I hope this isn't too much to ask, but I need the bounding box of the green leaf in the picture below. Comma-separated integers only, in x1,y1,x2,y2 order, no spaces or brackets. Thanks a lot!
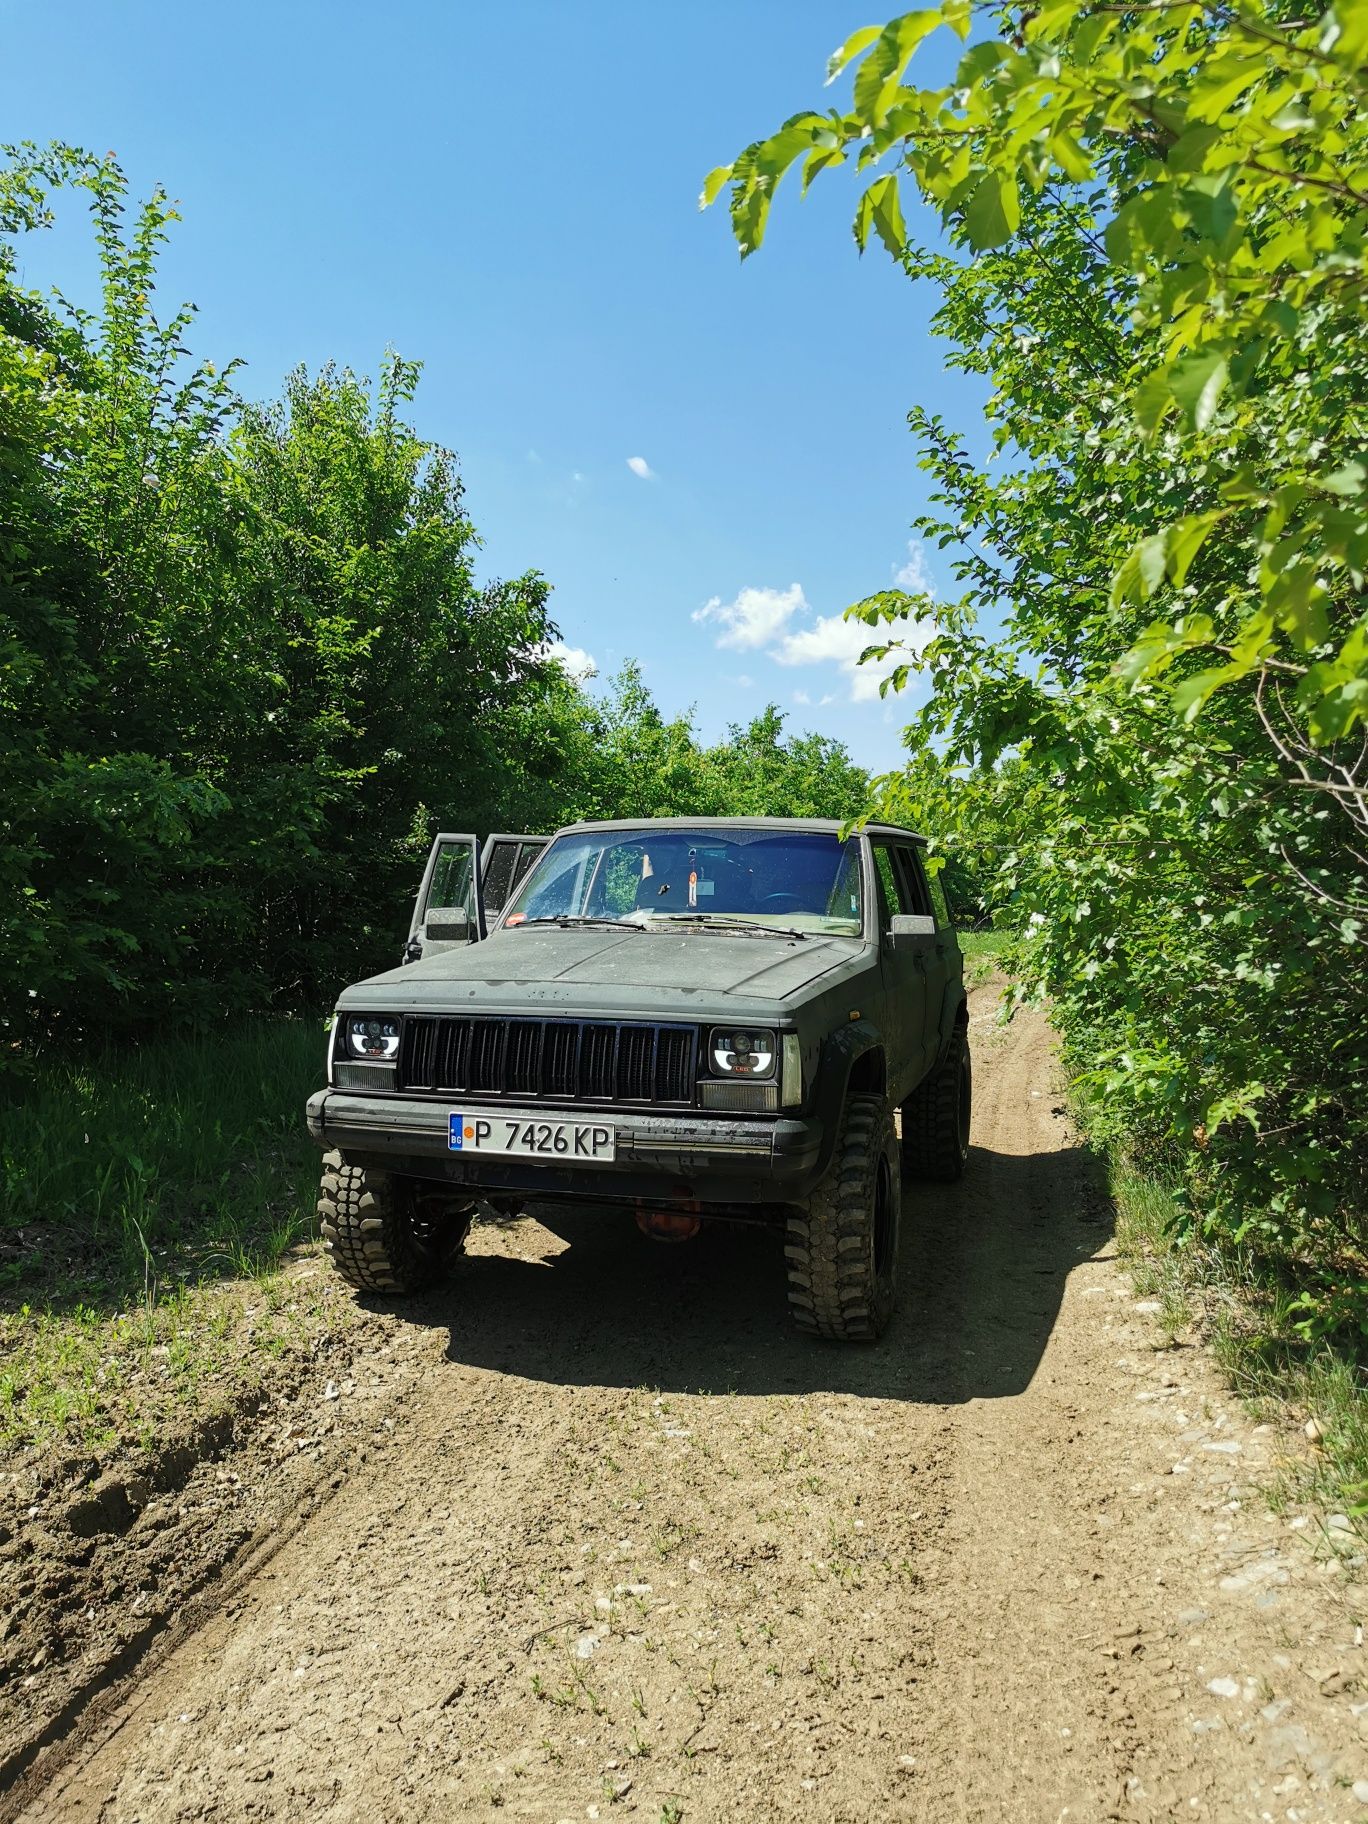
801,145,846,194
956,39,1008,86
865,173,907,256
960,169,1018,248
1165,510,1227,586
1169,352,1229,432
699,165,732,210
853,11,944,123
1173,662,1243,722
1327,0,1368,67
1320,460,1365,498
1110,531,1174,611
1165,124,1224,173
826,22,883,83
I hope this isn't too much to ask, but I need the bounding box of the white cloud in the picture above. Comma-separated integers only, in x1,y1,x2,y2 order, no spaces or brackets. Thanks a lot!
771,612,919,702
894,540,935,592
539,640,598,681
694,575,933,703
626,455,655,480
692,583,806,652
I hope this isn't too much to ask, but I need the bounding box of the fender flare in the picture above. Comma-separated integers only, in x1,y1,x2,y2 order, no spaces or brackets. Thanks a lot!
809,1019,887,1182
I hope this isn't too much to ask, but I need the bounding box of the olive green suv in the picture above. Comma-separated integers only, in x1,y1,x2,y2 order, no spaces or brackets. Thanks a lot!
307,818,970,1341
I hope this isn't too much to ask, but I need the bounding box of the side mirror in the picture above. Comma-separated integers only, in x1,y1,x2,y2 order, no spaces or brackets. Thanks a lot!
424,906,472,944
888,913,936,948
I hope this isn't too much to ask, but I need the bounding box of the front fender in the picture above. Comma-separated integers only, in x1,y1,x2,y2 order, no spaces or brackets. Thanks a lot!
807,1018,887,1183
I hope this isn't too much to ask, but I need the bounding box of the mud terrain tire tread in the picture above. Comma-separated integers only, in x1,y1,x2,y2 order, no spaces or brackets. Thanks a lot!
317,1153,467,1294
901,1028,971,1183
785,1093,900,1343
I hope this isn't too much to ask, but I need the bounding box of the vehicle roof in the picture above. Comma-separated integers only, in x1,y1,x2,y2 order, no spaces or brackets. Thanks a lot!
555,816,927,845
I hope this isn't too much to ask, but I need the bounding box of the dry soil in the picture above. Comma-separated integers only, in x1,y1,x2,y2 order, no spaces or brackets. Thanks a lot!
6,988,1367,1823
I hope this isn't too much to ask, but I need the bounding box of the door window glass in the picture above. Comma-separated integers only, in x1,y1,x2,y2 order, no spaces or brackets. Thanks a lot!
482,841,518,915
427,842,475,916
871,845,906,927
925,866,952,929
894,846,933,917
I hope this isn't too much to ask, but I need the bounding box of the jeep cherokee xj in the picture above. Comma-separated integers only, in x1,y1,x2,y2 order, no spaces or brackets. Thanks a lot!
306,817,971,1342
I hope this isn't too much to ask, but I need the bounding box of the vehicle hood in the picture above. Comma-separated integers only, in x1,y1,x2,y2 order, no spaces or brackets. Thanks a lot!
339,925,870,1021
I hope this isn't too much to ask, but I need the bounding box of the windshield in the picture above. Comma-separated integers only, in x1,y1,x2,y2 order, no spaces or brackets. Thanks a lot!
500,827,864,936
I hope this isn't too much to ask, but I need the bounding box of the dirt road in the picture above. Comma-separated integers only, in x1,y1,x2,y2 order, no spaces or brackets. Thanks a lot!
12,991,1368,1822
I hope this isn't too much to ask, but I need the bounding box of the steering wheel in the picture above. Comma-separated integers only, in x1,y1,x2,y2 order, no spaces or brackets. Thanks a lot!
756,892,809,913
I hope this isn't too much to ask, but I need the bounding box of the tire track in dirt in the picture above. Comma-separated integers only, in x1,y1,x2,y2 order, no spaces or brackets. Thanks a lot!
15,989,1368,1823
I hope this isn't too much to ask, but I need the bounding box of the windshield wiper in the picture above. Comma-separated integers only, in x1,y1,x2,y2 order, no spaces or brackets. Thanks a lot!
650,914,808,942
514,916,643,932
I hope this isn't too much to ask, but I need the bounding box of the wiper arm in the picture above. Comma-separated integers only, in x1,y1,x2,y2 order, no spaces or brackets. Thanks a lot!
651,914,808,942
514,915,643,932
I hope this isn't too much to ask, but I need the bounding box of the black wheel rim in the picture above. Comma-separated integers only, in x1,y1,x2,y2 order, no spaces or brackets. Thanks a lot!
872,1154,895,1282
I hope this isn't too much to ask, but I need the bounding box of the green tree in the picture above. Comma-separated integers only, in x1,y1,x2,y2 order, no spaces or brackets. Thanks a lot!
0,144,558,1042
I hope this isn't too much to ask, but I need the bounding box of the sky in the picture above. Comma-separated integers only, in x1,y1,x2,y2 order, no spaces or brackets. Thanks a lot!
0,0,989,775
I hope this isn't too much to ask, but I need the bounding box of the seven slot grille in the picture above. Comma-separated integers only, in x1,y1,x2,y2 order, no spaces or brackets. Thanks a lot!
397,1016,697,1105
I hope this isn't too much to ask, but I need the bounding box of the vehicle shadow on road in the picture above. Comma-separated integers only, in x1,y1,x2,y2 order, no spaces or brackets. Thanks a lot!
392,1130,1113,1403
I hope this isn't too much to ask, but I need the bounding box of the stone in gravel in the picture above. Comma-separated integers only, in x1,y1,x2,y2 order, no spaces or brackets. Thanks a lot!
1207,1677,1240,1699
573,1634,599,1660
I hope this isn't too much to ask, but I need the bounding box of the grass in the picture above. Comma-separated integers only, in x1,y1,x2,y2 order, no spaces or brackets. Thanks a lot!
957,928,1005,960
1111,1160,1368,1527
0,1019,328,1459
1,1019,323,1302
958,928,1008,984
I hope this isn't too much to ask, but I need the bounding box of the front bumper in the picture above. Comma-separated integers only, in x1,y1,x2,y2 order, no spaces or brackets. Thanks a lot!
305,1090,824,1205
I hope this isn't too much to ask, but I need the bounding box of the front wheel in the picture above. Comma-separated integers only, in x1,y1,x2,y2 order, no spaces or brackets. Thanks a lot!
785,1093,900,1342
317,1153,471,1294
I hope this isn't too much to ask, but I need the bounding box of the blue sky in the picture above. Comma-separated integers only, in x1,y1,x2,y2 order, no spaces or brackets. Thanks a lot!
1,0,987,774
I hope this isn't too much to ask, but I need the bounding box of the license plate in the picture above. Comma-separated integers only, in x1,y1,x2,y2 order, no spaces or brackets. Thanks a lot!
448,1113,616,1161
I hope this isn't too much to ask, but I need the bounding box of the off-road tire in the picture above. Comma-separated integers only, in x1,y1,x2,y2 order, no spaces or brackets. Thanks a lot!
317,1152,470,1294
901,1027,972,1183
785,1093,900,1342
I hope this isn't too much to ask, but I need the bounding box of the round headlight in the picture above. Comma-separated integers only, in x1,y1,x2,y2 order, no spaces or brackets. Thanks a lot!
347,1016,401,1061
710,1027,775,1077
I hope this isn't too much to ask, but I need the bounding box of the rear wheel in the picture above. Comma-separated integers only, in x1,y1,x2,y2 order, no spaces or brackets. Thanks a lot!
317,1152,471,1293
901,1028,972,1183
785,1093,900,1342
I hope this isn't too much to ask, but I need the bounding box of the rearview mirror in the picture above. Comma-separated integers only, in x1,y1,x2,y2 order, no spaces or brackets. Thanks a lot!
888,913,936,947
425,906,472,944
